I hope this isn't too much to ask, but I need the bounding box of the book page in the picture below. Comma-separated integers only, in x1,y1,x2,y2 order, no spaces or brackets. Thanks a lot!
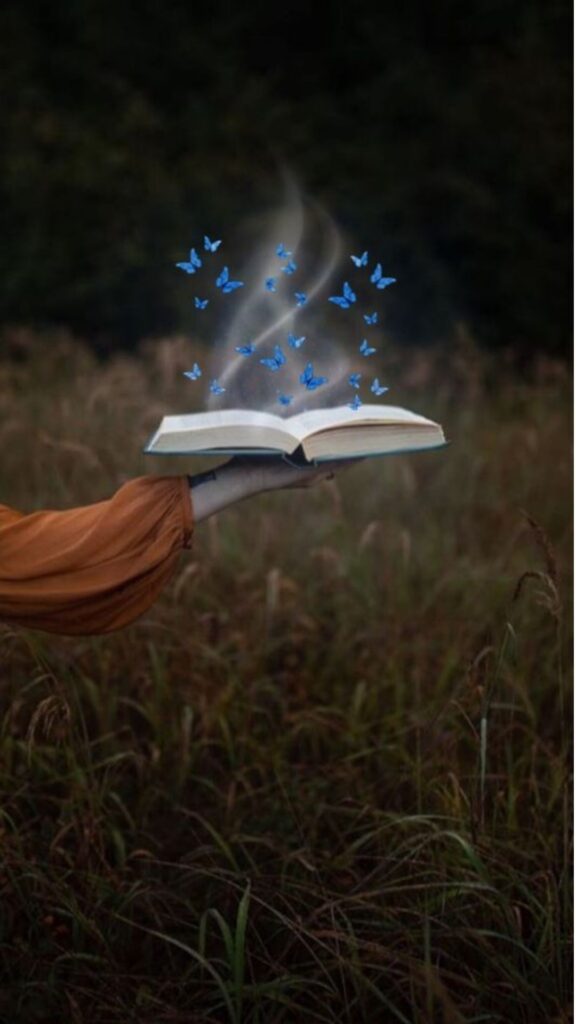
157,408,287,434
155,407,295,444
287,404,438,441
146,408,300,455
302,423,446,460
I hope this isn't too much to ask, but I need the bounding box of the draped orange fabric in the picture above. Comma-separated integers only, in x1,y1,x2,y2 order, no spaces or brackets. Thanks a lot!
0,475,194,636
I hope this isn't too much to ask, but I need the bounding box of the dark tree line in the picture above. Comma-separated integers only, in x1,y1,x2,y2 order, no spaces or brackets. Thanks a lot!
0,0,571,356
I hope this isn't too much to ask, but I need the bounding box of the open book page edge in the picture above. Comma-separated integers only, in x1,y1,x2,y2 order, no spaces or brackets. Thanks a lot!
301,421,446,460
155,408,297,433
152,405,438,435
306,439,449,461
143,440,450,459
143,405,443,454
287,404,440,440
143,409,299,456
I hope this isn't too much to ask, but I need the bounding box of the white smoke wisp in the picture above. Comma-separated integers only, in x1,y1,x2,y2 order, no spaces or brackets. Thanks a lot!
207,182,351,416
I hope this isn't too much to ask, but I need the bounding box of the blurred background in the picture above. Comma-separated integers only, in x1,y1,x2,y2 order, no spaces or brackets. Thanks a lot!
0,0,571,357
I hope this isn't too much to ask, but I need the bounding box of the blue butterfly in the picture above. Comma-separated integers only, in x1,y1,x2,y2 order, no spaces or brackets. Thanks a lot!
300,362,328,390
295,292,307,307
370,264,396,290
265,277,277,292
288,333,306,349
176,248,202,274
371,377,389,396
276,243,292,258
204,236,222,252
351,251,368,267
329,281,356,309
359,339,377,357
183,363,202,381
209,379,226,395
235,343,255,356
260,345,286,372
277,392,293,406
194,297,209,310
348,373,362,389
281,259,297,275
349,394,363,411
216,266,244,293
363,312,378,325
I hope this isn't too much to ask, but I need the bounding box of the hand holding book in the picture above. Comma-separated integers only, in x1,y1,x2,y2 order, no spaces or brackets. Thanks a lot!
188,453,362,523
226,453,360,490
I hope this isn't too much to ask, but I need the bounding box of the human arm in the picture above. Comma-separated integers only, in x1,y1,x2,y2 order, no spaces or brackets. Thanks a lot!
188,455,358,524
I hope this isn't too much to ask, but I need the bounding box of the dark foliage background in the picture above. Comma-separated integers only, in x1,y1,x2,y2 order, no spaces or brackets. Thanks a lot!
0,0,571,355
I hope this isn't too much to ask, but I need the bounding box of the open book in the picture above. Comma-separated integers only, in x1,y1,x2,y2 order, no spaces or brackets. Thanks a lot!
144,405,446,462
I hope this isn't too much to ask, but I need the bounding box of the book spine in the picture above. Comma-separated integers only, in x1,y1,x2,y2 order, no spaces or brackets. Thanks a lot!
281,450,319,468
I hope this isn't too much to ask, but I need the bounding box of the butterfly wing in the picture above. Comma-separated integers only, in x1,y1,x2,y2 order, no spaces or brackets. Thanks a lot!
360,339,377,356
235,344,254,355
260,347,284,370
183,363,202,381
288,334,305,348
329,295,349,308
307,373,328,390
343,282,357,304
370,263,382,285
299,363,327,389
376,276,396,290
215,266,229,288
176,247,202,273
223,279,244,293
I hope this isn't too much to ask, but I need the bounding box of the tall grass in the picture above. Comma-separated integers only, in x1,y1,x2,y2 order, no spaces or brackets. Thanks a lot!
0,328,572,1023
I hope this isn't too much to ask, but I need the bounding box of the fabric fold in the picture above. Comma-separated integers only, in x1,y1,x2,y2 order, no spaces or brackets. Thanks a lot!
0,475,193,635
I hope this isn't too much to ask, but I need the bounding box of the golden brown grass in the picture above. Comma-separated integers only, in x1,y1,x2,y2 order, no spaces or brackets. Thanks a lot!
0,327,571,1023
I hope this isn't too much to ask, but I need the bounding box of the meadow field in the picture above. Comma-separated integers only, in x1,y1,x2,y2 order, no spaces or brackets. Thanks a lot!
0,329,572,1023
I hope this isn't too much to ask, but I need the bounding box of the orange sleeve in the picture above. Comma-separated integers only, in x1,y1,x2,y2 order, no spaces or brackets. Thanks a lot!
0,475,194,636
